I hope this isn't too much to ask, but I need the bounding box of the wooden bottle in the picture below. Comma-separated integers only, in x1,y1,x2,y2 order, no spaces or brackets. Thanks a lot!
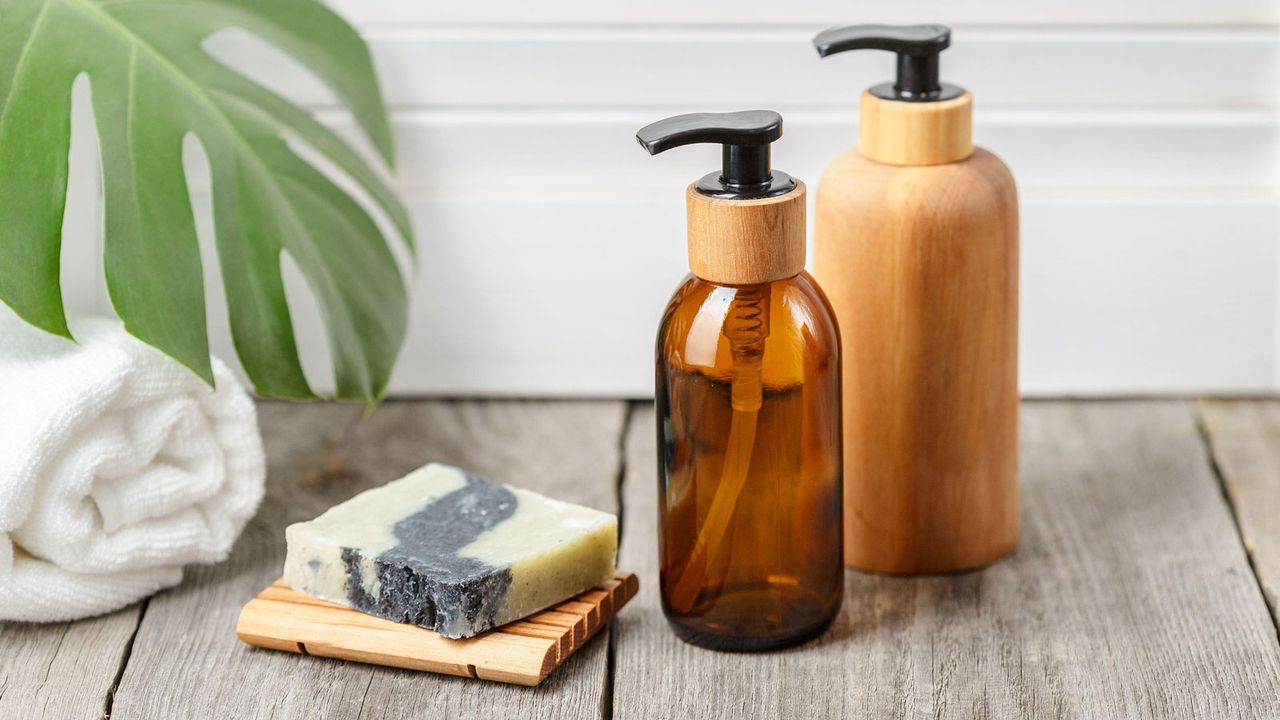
812,25,1019,573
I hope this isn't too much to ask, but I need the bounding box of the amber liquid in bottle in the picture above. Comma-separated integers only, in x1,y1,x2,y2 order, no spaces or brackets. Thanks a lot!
656,271,843,651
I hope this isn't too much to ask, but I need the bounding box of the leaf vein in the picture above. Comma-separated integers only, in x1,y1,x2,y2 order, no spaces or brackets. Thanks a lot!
0,0,56,137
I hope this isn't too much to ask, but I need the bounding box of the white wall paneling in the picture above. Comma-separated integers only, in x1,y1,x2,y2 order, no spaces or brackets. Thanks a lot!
183,194,1275,397
59,10,1280,396
212,28,1280,111
322,111,1275,193
326,1,1279,28
394,196,1280,397
178,188,1276,397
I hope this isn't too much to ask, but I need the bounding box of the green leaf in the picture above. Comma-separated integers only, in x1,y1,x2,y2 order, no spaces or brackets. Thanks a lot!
0,0,412,399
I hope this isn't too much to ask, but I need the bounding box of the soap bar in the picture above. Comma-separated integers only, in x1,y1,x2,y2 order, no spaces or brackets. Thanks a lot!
283,463,617,639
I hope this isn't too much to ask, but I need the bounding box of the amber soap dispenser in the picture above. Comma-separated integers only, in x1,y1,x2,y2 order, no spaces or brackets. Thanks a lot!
637,110,843,651
812,25,1020,574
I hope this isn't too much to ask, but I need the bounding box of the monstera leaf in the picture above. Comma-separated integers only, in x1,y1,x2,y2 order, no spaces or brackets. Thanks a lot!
0,0,412,401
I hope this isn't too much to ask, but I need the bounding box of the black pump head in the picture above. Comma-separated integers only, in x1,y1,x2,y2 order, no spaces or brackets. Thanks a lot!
813,24,962,102
636,110,795,200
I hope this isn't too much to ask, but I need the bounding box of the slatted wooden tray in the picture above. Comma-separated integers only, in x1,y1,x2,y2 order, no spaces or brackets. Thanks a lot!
236,571,638,686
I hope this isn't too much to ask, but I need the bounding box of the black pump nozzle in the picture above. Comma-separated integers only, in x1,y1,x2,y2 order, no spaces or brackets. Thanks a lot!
636,110,795,200
813,24,962,102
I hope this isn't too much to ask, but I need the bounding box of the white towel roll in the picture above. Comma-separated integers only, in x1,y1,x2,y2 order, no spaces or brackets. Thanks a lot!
0,311,265,621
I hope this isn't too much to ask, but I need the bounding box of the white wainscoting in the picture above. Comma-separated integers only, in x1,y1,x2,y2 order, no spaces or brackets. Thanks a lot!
58,3,1280,396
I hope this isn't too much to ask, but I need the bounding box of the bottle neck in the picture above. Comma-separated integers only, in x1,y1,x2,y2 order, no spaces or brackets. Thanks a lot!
685,181,807,286
858,88,973,166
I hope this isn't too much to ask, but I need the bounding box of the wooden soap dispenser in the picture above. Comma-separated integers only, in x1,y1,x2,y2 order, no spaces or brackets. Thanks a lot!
811,25,1020,573
637,111,844,651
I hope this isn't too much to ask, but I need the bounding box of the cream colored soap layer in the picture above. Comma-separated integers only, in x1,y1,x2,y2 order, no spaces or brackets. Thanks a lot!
464,486,618,627
283,463,617,638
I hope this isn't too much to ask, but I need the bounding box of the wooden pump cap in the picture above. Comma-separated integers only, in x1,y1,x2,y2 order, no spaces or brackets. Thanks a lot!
686,180,806,285
859,90,973,166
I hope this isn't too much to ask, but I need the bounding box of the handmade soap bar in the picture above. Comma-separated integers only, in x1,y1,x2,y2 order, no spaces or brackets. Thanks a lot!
283,463,617,638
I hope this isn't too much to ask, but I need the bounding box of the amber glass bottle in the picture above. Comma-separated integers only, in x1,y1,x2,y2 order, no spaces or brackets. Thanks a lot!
656,273,843,650
638,109,843,651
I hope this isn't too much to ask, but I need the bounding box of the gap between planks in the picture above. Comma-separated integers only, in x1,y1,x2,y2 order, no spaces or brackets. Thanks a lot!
1195,399,1280,645
1195,408,1278,635
100,598,149,720
602,401,639,720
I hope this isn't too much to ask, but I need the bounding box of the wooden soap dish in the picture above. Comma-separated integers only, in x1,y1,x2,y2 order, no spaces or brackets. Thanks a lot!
236,571,638,686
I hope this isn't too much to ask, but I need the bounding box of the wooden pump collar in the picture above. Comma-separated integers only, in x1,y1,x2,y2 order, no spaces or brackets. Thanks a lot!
686,180,807,286
858,90,974,166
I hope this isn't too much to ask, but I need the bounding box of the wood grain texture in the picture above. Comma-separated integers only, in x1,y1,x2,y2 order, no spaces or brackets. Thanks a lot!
686,181,806,285
814,145,1019,573
237,573,638,686
614,401,1280,719
858,91,974,166
1198,399,1280,625
108,400,627,719
0,605,142,720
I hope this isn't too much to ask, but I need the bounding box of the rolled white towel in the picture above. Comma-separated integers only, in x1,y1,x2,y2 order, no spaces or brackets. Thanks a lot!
0,311,265,622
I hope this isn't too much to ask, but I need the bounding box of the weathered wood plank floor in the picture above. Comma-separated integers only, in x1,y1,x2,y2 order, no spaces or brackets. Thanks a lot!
1,399,1278,719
